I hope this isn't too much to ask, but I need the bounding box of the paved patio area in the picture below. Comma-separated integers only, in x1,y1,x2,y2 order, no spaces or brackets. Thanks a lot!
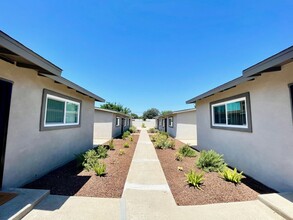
21,129,284,219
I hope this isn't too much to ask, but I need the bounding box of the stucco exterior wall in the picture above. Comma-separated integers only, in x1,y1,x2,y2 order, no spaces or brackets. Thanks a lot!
175,111,197,140
196,62,293,192
112,114,130,138
94,111,113,139
132,119,156,128
0,60,95,188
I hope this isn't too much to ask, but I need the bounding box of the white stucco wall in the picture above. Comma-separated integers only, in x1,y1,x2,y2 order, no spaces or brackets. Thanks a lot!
112,114,130,138
196,62,293,192
175,111,197,140
132,119,156,128
94,110,113,139
0,60,95,188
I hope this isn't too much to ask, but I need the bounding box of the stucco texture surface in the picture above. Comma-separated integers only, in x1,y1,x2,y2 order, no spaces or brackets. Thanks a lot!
196,62,293,192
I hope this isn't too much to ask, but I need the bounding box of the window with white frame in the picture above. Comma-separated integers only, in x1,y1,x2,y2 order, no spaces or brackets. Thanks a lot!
162,119,165,127
124,118,127,127
116,117,120,126
168,117,173,127
210,93,252,132
41,89,81,130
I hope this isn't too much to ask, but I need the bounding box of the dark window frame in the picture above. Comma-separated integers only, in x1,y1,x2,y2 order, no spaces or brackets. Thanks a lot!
209,92,252,132
40,89,82,131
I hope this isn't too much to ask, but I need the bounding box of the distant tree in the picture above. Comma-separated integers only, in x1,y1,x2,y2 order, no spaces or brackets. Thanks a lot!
100,102,131,114
161,110,172,116
131,113,139,119
142,108,160,120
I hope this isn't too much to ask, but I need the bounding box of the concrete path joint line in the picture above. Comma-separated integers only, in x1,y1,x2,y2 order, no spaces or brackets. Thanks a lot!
124,183,170,192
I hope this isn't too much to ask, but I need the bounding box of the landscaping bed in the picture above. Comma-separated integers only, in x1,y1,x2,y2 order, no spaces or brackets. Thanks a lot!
24,134,139,198
153,135,276,206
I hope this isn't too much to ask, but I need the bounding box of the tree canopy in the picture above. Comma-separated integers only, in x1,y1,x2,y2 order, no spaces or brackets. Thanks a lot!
142,108,160,120
161,110,173,116
100,102,131,115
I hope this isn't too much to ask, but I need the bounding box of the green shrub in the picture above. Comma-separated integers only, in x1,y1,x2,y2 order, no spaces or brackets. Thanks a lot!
220,168,244,184
175,152,183,161
75,153,85,168
109,139,115,150
129,126,137,133
122,131,131,139
142,123,146,128
178,145,196,157
159,131,169,138
153,133,174,149
124,142,130,148
164,139,175,149
148,128,158,133
119,149,125,155
196,150,227,172
130,136,133,142
82,149,99,171
96,146,108,159
93,161,107,176
185,170,204,190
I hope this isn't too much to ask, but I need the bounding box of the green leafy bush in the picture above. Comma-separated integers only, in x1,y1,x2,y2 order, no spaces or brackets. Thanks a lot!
119,149,125,155
96,146,108,159
122,131,131,139
178,145,196,157
196,150,227,172
148,128,159,133
75,153,85,168
175,152,183,161
108,139,115,150
185,170,204,190
220,168,244,184
129,126,137,133
124,142,130,148
152,133,174,149
159,131,169,138
142,123,146,128
130,136,133,142
93,161,107,176
82,149,99,171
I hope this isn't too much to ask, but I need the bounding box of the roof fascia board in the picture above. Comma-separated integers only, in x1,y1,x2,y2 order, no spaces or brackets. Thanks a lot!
40,73,105,102
243,46,293,77
0,31,62,76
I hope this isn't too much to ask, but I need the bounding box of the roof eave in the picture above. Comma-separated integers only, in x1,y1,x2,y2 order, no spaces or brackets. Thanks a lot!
0,31,62,76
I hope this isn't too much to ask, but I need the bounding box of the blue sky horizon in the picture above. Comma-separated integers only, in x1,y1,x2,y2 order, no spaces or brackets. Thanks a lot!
1,1,293,115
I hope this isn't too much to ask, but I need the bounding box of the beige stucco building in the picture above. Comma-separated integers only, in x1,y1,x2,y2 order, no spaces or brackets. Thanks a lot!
94,108,131,140
0,31,104,189
156,109,197,143
187,46,293,192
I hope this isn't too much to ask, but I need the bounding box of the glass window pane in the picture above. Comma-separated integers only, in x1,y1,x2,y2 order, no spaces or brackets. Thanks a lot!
66,102,78,123
214,105,226,124
227,100,246,125
46,98,65,124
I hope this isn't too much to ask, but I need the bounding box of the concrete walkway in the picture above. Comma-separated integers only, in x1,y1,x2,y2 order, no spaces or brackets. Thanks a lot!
23,129,284,220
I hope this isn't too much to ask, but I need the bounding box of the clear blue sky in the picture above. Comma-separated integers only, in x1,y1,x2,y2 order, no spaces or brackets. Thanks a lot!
1,1,293,115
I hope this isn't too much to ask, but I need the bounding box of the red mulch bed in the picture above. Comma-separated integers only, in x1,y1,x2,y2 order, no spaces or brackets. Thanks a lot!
24,135,139,198
155,138,276,206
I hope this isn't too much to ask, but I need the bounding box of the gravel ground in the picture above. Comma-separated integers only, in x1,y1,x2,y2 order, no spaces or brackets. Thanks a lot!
24,134,139,198
155,138,276,206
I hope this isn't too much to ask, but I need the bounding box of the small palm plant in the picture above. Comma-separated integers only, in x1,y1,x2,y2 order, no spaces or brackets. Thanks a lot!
185,170,204,190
